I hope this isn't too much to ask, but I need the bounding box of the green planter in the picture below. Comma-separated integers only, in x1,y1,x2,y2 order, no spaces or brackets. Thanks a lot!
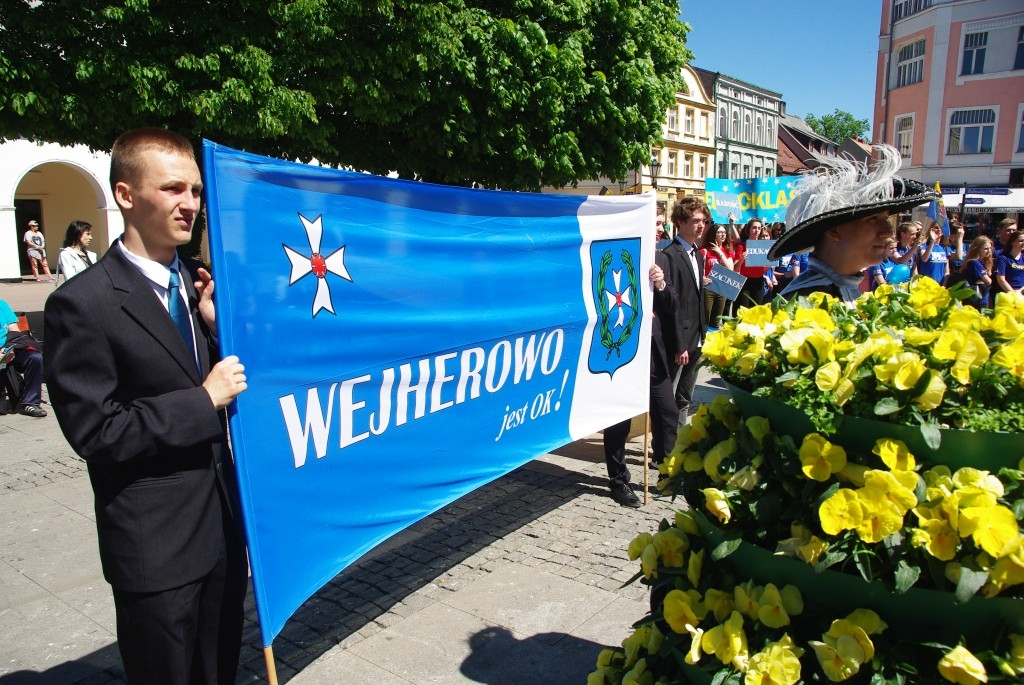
694,511,1024,642
725,382,1022,471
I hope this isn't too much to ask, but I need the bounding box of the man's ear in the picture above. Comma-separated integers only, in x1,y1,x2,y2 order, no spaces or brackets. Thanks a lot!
113,181,133,211
824,226,843,243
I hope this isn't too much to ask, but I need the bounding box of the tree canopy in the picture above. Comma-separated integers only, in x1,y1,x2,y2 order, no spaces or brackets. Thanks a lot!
803,109,869,145
0,0,690,190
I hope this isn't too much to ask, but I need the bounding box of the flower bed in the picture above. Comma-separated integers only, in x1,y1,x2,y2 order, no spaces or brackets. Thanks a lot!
591,282,1024,685
590,398,1023,684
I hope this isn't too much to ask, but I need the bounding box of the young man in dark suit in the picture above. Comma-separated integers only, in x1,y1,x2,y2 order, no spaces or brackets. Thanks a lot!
661,196,710,427
45,128,249,684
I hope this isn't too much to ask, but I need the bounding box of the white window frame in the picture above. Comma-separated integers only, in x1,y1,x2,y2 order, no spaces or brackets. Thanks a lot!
684,108,694,134
731,111,740,139
684,153,693,178
894,38,925,88
961,32,987,76
667,151,677,177
698,155,706,178
700,112,710,138
947,107,996,156
667,107,679,132
895,114,914,158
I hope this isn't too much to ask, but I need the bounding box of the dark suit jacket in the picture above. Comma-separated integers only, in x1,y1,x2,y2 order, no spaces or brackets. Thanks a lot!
44,245,237,593
650,251,677,380
660,238,707,358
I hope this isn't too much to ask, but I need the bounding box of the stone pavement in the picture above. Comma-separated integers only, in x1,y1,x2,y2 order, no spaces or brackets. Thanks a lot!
0,278,727,684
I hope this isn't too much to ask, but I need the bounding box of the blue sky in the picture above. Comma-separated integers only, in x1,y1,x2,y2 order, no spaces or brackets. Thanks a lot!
677,0,879,132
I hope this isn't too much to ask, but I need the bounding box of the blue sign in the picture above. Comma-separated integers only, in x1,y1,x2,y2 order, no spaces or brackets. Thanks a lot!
202,142,654,646
706,263,745,301
704,177,804,224
742,240,779,267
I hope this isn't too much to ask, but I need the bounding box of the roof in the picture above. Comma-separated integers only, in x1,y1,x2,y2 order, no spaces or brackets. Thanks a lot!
779,113,836,146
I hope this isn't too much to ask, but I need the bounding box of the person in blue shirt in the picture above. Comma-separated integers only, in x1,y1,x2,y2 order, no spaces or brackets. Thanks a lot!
994,229,1024,297
0,299,46,417
914,220,963,285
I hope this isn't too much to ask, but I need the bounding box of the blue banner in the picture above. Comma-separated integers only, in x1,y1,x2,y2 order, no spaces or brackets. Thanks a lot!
704,177,803,224
706,263,745,301
742,240,779,268
202,142,654,646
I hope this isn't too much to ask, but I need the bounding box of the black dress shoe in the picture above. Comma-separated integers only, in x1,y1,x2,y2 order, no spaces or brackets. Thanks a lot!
610,483,641,508
18,404,47,418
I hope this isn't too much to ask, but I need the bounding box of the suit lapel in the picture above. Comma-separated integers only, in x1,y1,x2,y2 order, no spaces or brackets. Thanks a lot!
105,248,203,383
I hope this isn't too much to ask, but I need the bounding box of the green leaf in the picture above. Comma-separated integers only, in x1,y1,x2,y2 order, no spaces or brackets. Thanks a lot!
954,567,988,604
711,538,742,561
893,560,920,594
874,397,901,416
919,422,942,450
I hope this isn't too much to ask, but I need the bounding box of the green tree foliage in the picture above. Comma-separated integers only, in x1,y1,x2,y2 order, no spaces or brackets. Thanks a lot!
803,108,870,145
0,0,690,190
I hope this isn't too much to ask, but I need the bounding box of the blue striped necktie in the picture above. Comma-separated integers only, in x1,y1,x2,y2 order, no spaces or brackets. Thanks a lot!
168,269,197,369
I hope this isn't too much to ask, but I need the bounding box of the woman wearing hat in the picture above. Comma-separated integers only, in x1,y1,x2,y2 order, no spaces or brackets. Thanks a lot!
23,220,55,282
768,145,937,304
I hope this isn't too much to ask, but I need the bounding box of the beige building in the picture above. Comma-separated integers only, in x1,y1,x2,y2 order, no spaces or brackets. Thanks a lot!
648,65,717,215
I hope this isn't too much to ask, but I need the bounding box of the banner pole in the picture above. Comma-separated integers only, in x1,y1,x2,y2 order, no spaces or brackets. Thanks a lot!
264,645,279,685
643,413,651,505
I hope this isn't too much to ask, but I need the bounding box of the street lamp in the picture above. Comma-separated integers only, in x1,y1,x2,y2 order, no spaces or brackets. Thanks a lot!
618,179,627,194
650,156,662,190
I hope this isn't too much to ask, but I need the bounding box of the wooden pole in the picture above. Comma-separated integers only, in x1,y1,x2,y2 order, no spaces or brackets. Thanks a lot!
264,646,279,685
643,412,651,505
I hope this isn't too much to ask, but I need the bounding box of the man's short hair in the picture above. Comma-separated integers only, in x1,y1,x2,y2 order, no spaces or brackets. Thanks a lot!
670,196,709,226
997,218,1017,232
109,128,195,194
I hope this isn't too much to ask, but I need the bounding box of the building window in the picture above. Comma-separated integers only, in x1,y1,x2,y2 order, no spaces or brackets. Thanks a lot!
699,156,706,178
895,116,914,157
684,154,693,178
668,151,677,176
766,121,774,145
1017,110,1024,153
684,108,694,134
730,162,739,178
719,108,727,137
895,39,925,88
700,112,709,138
732,111,740,139
719,159,728,177
893,0,932,22
1015,27,1024,70
756,116,763,146
947,109,995,155
667,107,679,132
743,164,751,178
744,113,751,142
961,32,987,75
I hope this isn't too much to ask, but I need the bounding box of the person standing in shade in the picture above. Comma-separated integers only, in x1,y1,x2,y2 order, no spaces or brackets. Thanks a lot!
770,145,937,303
23,219,55,282
57,220,98,283
662,196,709,426
44,128,249,684
699,222,735,330
0,298,46,417
994,229,1024,297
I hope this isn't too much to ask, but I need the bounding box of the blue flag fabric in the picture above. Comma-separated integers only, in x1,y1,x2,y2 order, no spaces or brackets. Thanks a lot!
704,177,803,224
202,142,654,646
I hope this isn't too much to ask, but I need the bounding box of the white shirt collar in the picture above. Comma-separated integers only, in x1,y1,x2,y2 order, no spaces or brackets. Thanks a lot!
117,240,181,291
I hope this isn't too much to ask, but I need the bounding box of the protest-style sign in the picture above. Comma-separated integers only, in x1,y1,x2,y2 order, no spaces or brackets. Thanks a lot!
743,239,780,268
202,142,654,648
706,263,746,301
704,177,803,224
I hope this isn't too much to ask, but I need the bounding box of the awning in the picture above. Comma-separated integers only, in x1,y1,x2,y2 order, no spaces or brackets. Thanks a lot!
939,187,1024,214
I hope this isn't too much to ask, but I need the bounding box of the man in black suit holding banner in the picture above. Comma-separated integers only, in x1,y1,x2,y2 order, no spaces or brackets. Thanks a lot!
661,196,710,427
45,128,249,683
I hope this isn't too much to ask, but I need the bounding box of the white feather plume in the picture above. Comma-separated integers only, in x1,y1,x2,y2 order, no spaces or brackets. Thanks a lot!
785,144,903,228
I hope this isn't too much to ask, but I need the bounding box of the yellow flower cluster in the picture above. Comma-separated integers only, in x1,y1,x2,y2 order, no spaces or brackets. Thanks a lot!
704,282,1024,430
914,466,1024,597
818,437,919,544
808,611,886,681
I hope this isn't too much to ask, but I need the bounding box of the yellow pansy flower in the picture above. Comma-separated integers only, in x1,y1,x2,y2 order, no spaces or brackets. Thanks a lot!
794,307,837,331
640,542,659,579
621,625,649,666
807,291,838,309
991,335,1024,383
831,377,856,406
685,624,705,665
984,542,1024,597
819,488,864,536
960,505,1019,557
815,360,842,391
911,516,960,561
953,468,1005,498
704,438,737,482
620,657,649,685
863,469,917,515
908,276,952,318
844,609,887,636
746,416,771,447
853,491,905,544
687,548,704,587
663,589,701,634
937,645,988,685
893,356,929,391
1004,633,1024,675
993,290,1024,321
653,529,688,567
709,394,740,429
744,634,803,685
658,451,683,478
628,533,653,561
703,329,742,368
915,370,947,410
737,340,767,375
799,434,847,482
682,450,704,473
825,618,875,662
756,583,791,629
933,329,990,385
903,326,942,346
703,488,732,524
704,588,735,623
946,307,986,332
727,465,760,491
837,462,869,486
701,611,749,671
986,312,1024,339
874,351,921,385
810,636,866,682
779,328,816,365
872,438,916,471
737,303,774,327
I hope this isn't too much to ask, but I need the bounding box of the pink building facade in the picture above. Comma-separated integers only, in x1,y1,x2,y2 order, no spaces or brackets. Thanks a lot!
874,0,1024,211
